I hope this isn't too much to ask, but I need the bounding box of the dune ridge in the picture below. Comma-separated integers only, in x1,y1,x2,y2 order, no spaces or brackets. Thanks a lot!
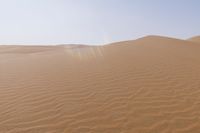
1,35,200,133
188,36,200,43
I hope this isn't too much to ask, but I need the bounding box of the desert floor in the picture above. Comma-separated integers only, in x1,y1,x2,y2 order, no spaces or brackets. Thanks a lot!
1,36,200,133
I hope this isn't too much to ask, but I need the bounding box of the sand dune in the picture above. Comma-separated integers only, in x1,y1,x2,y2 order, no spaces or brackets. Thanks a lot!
1,35,200,133
188,36,200,43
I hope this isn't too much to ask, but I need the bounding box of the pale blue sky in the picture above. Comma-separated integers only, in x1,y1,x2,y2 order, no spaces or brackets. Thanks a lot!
0,0,199,45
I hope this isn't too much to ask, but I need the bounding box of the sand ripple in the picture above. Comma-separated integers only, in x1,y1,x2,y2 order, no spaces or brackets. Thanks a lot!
1,36,200,133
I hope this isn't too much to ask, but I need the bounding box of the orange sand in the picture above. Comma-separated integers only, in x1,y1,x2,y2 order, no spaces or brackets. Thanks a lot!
1,36,200,133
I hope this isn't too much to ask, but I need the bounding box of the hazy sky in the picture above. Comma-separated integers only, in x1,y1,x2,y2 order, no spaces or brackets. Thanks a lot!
0,0,199,45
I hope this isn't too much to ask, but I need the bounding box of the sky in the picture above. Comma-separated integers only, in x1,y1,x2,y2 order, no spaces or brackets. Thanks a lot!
0,0,199,45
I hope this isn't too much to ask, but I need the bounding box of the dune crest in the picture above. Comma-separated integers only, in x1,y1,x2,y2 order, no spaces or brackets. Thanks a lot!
1,36,200,133
188,36,200,43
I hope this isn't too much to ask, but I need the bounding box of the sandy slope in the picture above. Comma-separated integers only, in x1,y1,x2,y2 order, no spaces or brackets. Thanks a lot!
1,36,200,133
188,36,200,43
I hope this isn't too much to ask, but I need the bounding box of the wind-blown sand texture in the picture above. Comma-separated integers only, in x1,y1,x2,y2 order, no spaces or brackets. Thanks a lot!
1,35,200,133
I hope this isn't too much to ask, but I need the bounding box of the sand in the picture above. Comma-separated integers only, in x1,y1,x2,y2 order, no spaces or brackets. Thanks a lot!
188,36,200,43
1,35,200,133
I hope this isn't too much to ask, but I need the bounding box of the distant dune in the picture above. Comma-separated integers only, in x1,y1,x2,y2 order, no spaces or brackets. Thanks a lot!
188,36,200,43
1,35,200,133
